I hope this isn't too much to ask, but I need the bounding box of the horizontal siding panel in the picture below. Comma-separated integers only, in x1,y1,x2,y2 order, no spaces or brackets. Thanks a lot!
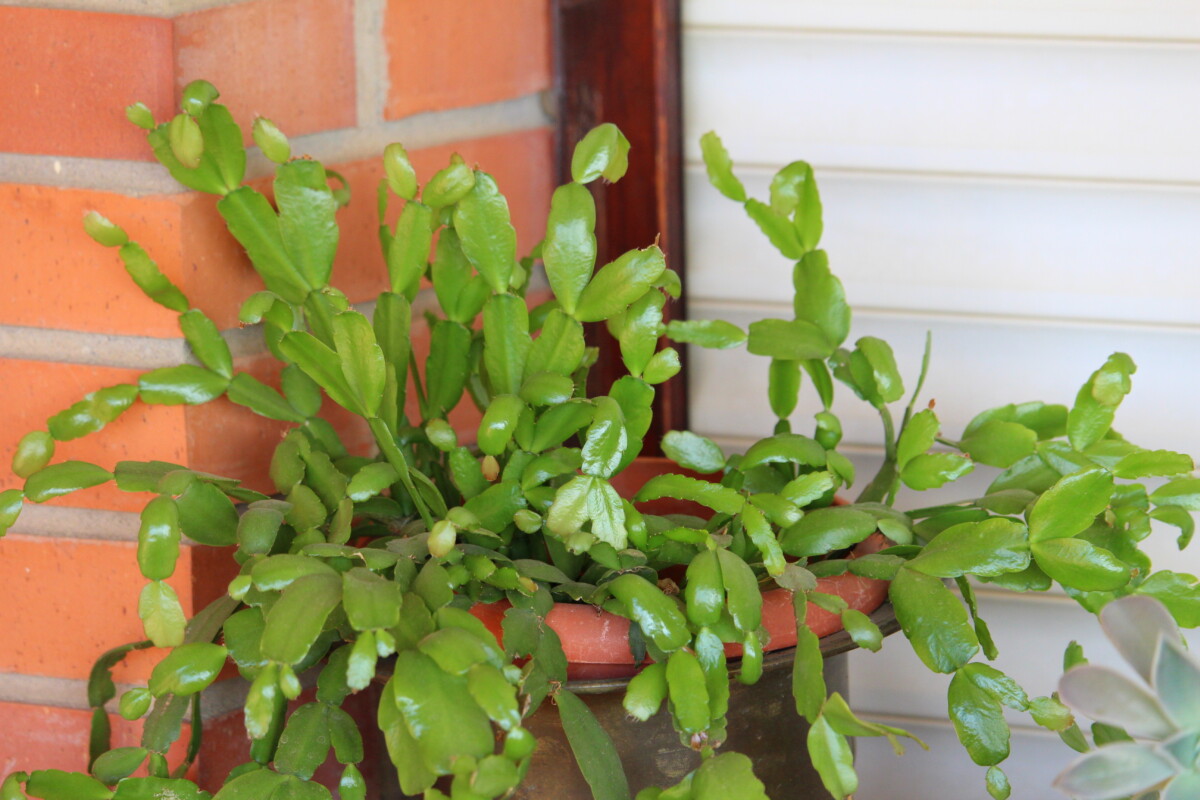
684,0,1200,42
686,167,1200,326
683,31,1200,184
687,304,1200,456
853,717,1066,799
847,591,1127,724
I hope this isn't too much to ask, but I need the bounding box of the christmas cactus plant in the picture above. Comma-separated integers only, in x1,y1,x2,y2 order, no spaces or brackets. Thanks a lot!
2,81,1199,800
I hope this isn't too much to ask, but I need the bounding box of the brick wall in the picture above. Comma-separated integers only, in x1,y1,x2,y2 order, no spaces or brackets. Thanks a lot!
0,0,553,783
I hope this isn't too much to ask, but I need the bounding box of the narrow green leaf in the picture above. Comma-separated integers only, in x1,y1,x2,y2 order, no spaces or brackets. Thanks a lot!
454,171,515,293
425,321,473,417
792,250,846,346
635,474,744,515
383,142,418,199
746,319,833,360
527,308,586,378
227,373,307,422
24,461,112,503
557,689,632,800
332,311,386,418
275,160,338,290
949,669,1010,766
217,187,309,303
139,581,186,648
260,572,342,664
279,331,363,416
543,182,597,314
807,716,857,799
138,365,228,405
483,293,532,396
148,642,227,697
665,318,746,350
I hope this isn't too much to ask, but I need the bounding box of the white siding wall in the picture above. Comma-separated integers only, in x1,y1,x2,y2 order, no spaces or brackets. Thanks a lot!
681,3,1200,797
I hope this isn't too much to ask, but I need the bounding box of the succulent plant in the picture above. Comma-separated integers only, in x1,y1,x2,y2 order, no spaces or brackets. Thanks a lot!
1056,595,1200,800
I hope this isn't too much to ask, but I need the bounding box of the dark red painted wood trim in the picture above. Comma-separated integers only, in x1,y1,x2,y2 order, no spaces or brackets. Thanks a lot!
552,0,688,450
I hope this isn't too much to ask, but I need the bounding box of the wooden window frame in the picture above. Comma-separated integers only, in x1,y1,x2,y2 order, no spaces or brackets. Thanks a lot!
552,0,688,448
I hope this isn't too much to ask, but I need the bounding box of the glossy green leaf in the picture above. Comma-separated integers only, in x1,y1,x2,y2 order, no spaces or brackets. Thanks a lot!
273,703,332,780
571,123,631,184
1151,478,1200,511
178,310,232,380
137,496,180,581
519,372,575,407
623,662,668,722
423,153,476,207
455,171,515,293
901,452,973,491
252,116,290,163
808,716,857,799
745,198,803,258
175,480,238,545
483,293,532,396
1033,538,1131,592
1114,449,1194,478
666,649,711,734
528,308,586,378
47,384,138,441
0,489,22,537
635,474,744,515
330,311,386,418
383,142,417,199
607,573,689,652
792,251,847,346
741,433,826,471
890,568,979,673
619,291,666,376
907,518,1030,578
543,182,597,314
896,408,939,471
425,321,473,417
855,337,904,404
82,210,128,248
1028,467,1113,542
390,649,494,773
949,669,1010,766
766,358,802,419
227,373,307,422
581,397,627,478
476,394,525,457
959,420,1038,469
168,112,203,169
139,580,185,648
586,479,626,548
642,347,680,384
780,507,877,558
217,187,310,303
275,160,338,291
386,200,433,299
665,319,746,350
575,246,666,323
118,242,189,311
148,642,226,697
24,771,113,800
24,461,112,503
698,130,745,201
747,318,833,360
280,331,362,415
138,365,228,405
12,431,54,478
717,548,763,632
91,747,148,784
260,572,342,664
343,567,402,631
661,430,725,474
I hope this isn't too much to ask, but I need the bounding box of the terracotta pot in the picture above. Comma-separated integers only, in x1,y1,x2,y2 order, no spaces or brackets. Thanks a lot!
384,457,899,799
470,457,892,679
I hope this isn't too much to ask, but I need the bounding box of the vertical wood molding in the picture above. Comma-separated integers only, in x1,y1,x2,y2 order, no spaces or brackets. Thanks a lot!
553,0,688,448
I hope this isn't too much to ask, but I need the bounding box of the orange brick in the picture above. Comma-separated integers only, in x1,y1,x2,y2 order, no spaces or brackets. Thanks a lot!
0,184,188,337
175,0,356,141
0,536,201,682
384,0,551,120
0,359,188,513
0,702,191,777
0,8,174,160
